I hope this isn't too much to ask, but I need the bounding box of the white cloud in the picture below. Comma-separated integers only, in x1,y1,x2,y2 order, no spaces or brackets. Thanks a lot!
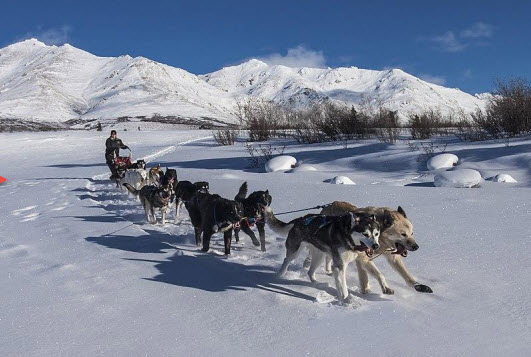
256,45,327,68
424,22,494,53
429,31,467,52
419,74,446,85
461,22,493,38
16,26,71,45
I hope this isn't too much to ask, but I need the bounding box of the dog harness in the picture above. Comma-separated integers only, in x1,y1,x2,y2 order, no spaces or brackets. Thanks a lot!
302,215,331,229
213,205,240,230
304,215,370,254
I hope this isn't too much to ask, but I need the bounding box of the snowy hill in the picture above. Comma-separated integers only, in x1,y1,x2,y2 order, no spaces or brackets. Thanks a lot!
0,40,487,126
0,39,237,124
202,59,486,118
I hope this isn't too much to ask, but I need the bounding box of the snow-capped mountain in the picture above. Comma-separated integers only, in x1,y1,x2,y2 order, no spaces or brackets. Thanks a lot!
0,39,237,124
0,39,487,126
202,59,486,117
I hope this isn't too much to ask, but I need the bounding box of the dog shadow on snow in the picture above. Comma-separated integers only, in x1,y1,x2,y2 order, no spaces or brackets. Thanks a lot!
86,228,193,254
86,222,391,303
126,247,391,303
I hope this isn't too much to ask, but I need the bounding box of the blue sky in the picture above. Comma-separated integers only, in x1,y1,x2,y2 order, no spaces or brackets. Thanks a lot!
1,0,529,94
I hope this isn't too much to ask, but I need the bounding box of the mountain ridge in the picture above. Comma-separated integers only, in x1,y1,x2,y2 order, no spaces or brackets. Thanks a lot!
0,39,487,125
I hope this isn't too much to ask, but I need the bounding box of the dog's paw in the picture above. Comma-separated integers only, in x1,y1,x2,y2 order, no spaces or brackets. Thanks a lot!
261,246,266,253
361,287,372,294
414,283,433,293
324,270,333,276
382,287,395,295
200,247,209,253
342,294,356,306
252,239,260,247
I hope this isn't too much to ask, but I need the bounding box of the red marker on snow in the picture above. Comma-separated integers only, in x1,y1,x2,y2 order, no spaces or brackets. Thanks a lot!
0,176,6,184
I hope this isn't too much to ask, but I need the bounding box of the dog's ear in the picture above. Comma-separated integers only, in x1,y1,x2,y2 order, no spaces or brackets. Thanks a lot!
235,182,248,201
371,214,376,222
397,206,407,218
383,210,394,228
341,212,358,234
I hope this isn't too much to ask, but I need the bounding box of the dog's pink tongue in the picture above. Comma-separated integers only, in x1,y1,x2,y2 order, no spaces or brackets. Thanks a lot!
366,248,374,257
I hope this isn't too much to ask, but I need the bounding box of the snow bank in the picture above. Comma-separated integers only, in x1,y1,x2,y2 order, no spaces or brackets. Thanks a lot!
265,155,297,172
427,153,459,171
325,176,356,185
288,164,317,173
492,174,518,183
434,169,482,188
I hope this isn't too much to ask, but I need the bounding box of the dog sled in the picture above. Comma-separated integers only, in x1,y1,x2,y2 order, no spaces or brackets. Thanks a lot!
113,148,133,172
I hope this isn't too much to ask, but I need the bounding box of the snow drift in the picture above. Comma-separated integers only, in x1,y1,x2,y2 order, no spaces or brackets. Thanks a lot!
434,169,482,188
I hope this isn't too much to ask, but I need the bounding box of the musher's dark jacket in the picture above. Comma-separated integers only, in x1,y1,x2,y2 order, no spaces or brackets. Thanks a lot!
105,137,127,161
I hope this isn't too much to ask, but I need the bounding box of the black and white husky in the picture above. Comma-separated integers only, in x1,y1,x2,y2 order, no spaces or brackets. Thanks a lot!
264,207,380,303
123,183,172,224
233,182,272,252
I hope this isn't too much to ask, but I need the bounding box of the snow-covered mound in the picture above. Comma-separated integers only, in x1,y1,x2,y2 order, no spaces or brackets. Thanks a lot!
434,169,482,188
288,164,317,173
325,175,356,185
264,155,297,172
427,153,459,171
492,174,518,183
202,59,487,121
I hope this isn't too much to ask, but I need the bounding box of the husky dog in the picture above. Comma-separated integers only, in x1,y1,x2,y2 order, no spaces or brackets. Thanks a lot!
122,160,148,191
161,168,178,190
148,165,164,186
160,168,178,201
233,182,272,252
186,192,243,255
114,165,128,189
305,201,432,294
129,159,146,170
123,183,172,224
174,181,209,220
265,207,380,303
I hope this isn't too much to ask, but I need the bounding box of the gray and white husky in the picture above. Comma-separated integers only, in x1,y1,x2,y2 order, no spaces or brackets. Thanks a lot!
305,201,433,294
264,207,380,303
123,183,172,224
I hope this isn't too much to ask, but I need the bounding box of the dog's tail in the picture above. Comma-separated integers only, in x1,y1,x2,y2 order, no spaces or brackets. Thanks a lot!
123,183,140,196
235,181,248,202
263,206,293,237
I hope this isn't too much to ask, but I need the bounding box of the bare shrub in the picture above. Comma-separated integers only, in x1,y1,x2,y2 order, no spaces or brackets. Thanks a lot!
407,139,448,163
291,103,376,143
489,78,531,136
244,142,286,168
408,110,442,139
470,78,531,139
213,129,239,145
454,117,489,141
236,98,289,141
374,110,401,144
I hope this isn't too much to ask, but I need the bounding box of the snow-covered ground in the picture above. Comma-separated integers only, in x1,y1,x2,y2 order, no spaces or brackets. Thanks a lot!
1,128,530,356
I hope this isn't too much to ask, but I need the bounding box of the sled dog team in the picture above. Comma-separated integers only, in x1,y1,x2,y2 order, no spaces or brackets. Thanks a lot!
120,161,433,303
